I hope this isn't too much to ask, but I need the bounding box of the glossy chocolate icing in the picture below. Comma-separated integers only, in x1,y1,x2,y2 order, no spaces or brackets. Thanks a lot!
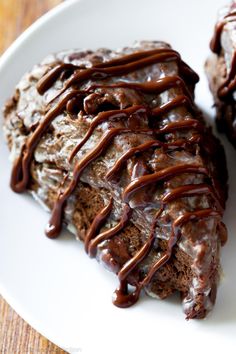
10,46,223,308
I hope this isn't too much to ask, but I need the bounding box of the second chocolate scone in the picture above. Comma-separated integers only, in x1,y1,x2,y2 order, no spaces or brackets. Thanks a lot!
206,0,236,146
3,41,228,319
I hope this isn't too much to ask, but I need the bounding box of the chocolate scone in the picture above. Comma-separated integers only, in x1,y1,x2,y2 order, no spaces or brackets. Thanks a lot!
3,41,228,319
206,0,236,146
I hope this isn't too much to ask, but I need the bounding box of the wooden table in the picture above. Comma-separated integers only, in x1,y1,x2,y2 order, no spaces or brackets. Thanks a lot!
0,1,67,352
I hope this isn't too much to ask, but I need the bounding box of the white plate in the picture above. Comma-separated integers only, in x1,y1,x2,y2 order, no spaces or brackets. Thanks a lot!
1,0,236,353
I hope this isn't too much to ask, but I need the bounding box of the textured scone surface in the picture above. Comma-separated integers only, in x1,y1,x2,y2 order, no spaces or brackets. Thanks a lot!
3,41,228,319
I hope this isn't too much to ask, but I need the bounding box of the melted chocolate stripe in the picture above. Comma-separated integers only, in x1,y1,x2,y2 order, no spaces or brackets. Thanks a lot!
37,63,76,95
123,164,208,203
117,209,163,283
162,183,223,211
113,209,161,308
152,95,195,116
88,204,131,258
84,198,113,253
93,48,197,83
51,75,194,110
106,136,201,182
157,119,203,133
87,76,194,102
140,209,220,288
69,105,145,162
93,48,179,68
64,51,180,90
11,89,79,193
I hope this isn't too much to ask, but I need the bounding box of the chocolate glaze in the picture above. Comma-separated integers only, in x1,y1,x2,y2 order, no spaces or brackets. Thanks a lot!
69,105,146,162
123,164,208,203
61,49,198,93
10,46,223,308
10,89,81,192
113,209,220,308
113,209,161,308
210,9,236,99
105,135,201,182
139,209,220,287
88,204,131,258
47,119,204,239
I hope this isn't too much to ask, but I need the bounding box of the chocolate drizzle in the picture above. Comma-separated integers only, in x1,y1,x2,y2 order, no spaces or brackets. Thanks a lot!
10,46,223,308
210,8,236,98
113,208,220,308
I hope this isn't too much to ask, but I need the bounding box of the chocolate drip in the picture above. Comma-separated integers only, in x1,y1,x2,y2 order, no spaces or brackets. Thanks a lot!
210,9,236,98
84,198,113,253
85,180,221,307
10,46,222,308
113,209,161,307
113,209,220,307
140,209,220,286
87,204,131,258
